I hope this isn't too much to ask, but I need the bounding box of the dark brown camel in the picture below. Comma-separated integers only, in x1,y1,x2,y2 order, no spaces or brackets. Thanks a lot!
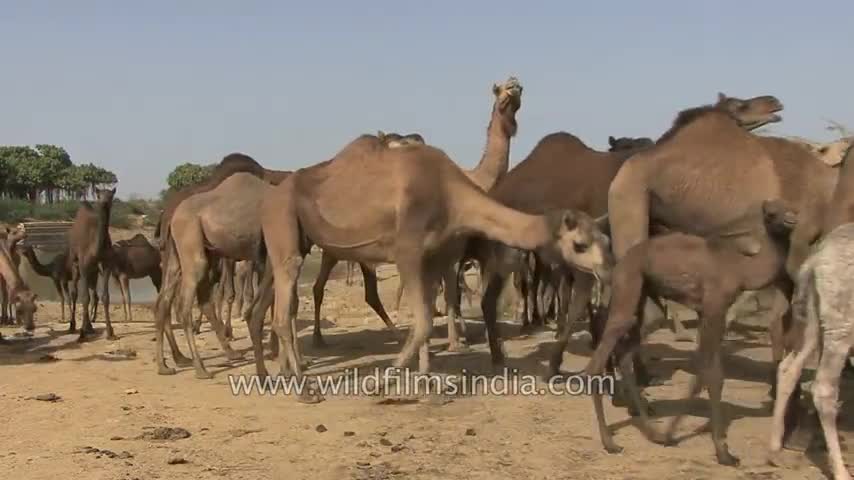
0,242,37,340
605,95,836,464
607,136,654,152
109,234,161,323
585,199,797,464
21,245,70,320
67,187,115,341
247,130,611,404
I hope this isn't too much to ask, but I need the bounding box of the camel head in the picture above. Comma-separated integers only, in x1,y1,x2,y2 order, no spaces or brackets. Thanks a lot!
762,199,799,236
542,209,613,281
7,224,26,245
716,93,784,131
491,76,523,135
607,136,654,152
11,289,37,332
95,187,117,206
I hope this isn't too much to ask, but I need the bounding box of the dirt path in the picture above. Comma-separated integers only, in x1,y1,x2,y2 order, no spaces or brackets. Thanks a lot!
1,261,849,479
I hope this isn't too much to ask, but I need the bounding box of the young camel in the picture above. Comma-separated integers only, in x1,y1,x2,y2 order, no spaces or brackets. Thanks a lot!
1,225,27,325
585,199,797,466
249,132,612,403
768,222,854,480
21,246,70,320
109,234,162,323
67,187,115,341
0,242,38,340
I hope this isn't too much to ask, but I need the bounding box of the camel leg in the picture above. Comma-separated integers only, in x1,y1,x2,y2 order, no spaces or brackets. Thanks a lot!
100,265,115,340
77,268,96,341
0,278,9,325
154,255,182,375
549,272,594,377
221,259,235,340
176,259,213,379
360,264,402,343
481,270,509,367
767,283,794,399
121,275,132,323
197,276,243,361
813,345,851,480
113,272,129,323
441,264,466,351
668,301,694,342
393,255,434,374
311,252,337,347
52,278,66,323
68,267,79,332
394,280,404,311
248,263,275,377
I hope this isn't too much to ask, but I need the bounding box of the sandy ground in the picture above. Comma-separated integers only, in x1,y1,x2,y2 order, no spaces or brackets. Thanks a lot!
1,254,852,480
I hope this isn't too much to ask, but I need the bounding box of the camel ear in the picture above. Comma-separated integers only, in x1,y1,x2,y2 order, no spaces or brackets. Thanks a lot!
493,83,500,95
377,130,386,139
562,210,579,230
717,92,727,103
111,187,117,194
608,136,616,147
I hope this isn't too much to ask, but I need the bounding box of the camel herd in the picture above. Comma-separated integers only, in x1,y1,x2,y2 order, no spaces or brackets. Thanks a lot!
1,76,853,478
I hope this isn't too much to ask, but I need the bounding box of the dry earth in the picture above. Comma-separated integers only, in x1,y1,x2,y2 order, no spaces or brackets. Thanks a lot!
1,252,852,480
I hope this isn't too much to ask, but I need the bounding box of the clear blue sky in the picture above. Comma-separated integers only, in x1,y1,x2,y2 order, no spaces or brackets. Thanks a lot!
2,1,852,198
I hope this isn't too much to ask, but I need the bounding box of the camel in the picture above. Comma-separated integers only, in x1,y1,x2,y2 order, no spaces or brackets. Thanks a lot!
309,131,428,347
344,261,357,286
109,234,161,323
0,225,27,325
586,198,797,464
0,242,37,340
66,187,115,341
768,221,854,480
605,94,837,465
21,246,70,321
788,136,851,167
248,128,611,405
155,170,280,378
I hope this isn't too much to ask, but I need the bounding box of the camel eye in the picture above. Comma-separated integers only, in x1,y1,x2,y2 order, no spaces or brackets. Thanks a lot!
573,240,588,253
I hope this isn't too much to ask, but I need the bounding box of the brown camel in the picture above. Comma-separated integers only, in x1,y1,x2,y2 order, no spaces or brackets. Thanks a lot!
155,171,277,378
605,94,836,465
67,187,116,341
0,225,27,325
310,130,428,347
21,246,70,320
0,242,37,339
109,234,162,323
586,198,797,463
247,128,611,403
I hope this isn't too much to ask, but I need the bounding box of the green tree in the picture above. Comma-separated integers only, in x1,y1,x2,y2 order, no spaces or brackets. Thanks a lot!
166,163,211,190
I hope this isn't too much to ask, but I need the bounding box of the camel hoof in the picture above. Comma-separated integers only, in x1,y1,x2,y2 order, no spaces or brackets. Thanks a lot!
446,343,471,353
174,355,193,367
519,324,534,336
158,366,177,376
604,443,624,455
225,350,244,361
312,336,328,348
716,450,740,467
194,370,214,380
663,435,679,447
297,392,325,404
106,334,119,341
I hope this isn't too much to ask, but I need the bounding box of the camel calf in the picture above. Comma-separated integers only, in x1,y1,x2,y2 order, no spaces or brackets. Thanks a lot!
585,199,798,466
768,222,854,480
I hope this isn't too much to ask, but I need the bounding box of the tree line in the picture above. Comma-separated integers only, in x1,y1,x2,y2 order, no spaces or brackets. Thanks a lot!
0,145,117,203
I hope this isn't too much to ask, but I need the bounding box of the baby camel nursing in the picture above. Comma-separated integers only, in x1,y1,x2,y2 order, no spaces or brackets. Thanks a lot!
585,199,797,466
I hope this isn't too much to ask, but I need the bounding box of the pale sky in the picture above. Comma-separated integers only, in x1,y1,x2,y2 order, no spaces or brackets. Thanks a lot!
2,1,852,197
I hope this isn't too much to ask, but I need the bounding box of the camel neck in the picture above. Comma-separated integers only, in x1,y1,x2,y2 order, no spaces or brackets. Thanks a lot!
823,146,854,233
23,249,51,276
469,106,513,191
94,202,112,255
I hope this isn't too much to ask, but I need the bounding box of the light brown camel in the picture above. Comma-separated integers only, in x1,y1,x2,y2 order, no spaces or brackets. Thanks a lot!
67,187,116,341
21,246,70,321
109,234,162,323
0,242,37,340
155,153,289,350
586,198,797,461
605,95,837,465
392,77,523,343
0,225,27,325
310,130,428,347
247,129,611,403
154,171,276,378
